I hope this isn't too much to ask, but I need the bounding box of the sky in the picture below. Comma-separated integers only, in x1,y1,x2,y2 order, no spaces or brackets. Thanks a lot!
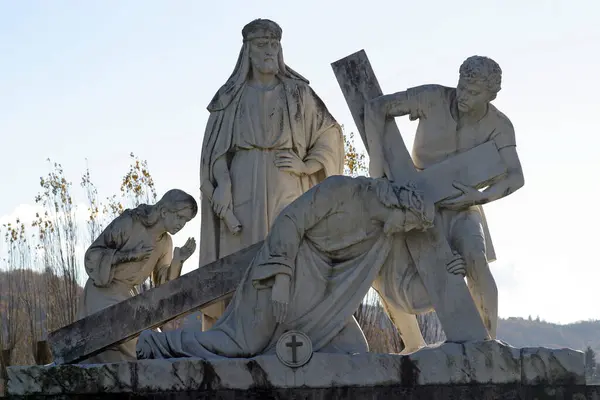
0,0,598,325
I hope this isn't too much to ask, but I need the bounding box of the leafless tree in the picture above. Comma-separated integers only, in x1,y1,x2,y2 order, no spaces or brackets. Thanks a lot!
354,291,404,353
19,266,46,363
32,160,81,330
417,312,446,344
1,221,26,367
119,153,158,292
80,161,104,245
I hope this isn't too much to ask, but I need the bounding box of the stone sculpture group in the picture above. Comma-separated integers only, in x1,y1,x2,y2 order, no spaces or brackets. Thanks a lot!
9,17,595,400
77,18,524,363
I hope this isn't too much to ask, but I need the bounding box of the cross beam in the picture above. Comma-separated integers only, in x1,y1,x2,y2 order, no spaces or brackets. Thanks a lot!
331,50,505,342
47,242,263,364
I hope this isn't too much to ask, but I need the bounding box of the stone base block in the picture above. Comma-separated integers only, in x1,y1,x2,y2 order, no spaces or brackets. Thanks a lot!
7,340,589,399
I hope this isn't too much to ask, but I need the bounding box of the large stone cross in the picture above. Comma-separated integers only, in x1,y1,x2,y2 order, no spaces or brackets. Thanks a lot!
331,50,506,342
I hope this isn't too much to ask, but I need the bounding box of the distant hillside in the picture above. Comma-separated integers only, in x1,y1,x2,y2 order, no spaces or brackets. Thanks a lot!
348,306,600,354
355,304,600,354
497,317,600,354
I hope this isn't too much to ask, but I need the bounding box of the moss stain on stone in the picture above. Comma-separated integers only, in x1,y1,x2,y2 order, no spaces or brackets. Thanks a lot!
245,360,273,389
400,355,420,387
198,360,221,392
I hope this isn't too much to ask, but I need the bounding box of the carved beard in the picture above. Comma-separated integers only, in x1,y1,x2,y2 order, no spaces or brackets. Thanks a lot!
251,57,279,75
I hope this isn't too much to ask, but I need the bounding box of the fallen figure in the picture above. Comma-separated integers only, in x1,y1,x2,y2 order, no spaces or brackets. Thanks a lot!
136,175,465,359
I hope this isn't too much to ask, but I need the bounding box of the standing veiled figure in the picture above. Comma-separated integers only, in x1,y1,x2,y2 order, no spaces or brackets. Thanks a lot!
199,19,345,328
77,189,198,363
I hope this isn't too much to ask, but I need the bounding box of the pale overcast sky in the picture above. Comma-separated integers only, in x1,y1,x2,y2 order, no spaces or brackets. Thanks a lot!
1,0,598,324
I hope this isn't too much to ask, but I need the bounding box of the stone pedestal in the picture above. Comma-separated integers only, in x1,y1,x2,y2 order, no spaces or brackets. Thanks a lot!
7,341,593,399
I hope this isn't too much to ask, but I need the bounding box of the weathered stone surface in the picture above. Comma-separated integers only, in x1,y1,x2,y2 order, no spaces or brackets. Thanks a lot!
521,346,585,385
7,385,598,400
8,341,585,397
48,241,263,365
6,361,133,396
408,340,521,385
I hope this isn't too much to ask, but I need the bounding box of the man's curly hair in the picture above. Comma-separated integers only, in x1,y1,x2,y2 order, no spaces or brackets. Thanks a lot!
459,55,502,99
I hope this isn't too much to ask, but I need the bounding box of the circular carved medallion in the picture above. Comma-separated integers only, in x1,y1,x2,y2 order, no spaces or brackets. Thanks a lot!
275,330,313,368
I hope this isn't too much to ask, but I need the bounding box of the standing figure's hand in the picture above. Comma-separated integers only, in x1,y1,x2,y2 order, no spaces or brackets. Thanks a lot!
271,274,291,323
274,151,307,176
212,184,233,218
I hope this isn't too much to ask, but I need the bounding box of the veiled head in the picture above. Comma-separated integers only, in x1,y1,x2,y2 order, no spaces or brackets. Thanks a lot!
206,19,308,112
242,19,282,76
456,55,502,113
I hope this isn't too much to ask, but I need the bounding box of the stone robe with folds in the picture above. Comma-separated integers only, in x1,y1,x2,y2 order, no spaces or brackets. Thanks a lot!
199,79,344,267
136,176,433,360
199,63,344,325
77,210,176,364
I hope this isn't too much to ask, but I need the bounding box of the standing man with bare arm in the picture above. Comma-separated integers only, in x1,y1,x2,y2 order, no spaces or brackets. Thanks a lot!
368,56,525,338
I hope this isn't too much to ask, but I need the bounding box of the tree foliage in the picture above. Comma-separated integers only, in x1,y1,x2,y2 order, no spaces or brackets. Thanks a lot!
342,128,368,177
120,153,157,209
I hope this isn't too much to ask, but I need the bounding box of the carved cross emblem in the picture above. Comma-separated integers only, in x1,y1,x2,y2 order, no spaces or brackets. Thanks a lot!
285,334,303,363
276,330,313,368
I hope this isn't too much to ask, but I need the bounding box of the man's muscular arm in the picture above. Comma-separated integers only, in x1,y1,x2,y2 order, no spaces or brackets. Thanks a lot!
369,91,413,118
365,86,434,178
440,123,525,211
369,85,441,120
479,146,524,204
